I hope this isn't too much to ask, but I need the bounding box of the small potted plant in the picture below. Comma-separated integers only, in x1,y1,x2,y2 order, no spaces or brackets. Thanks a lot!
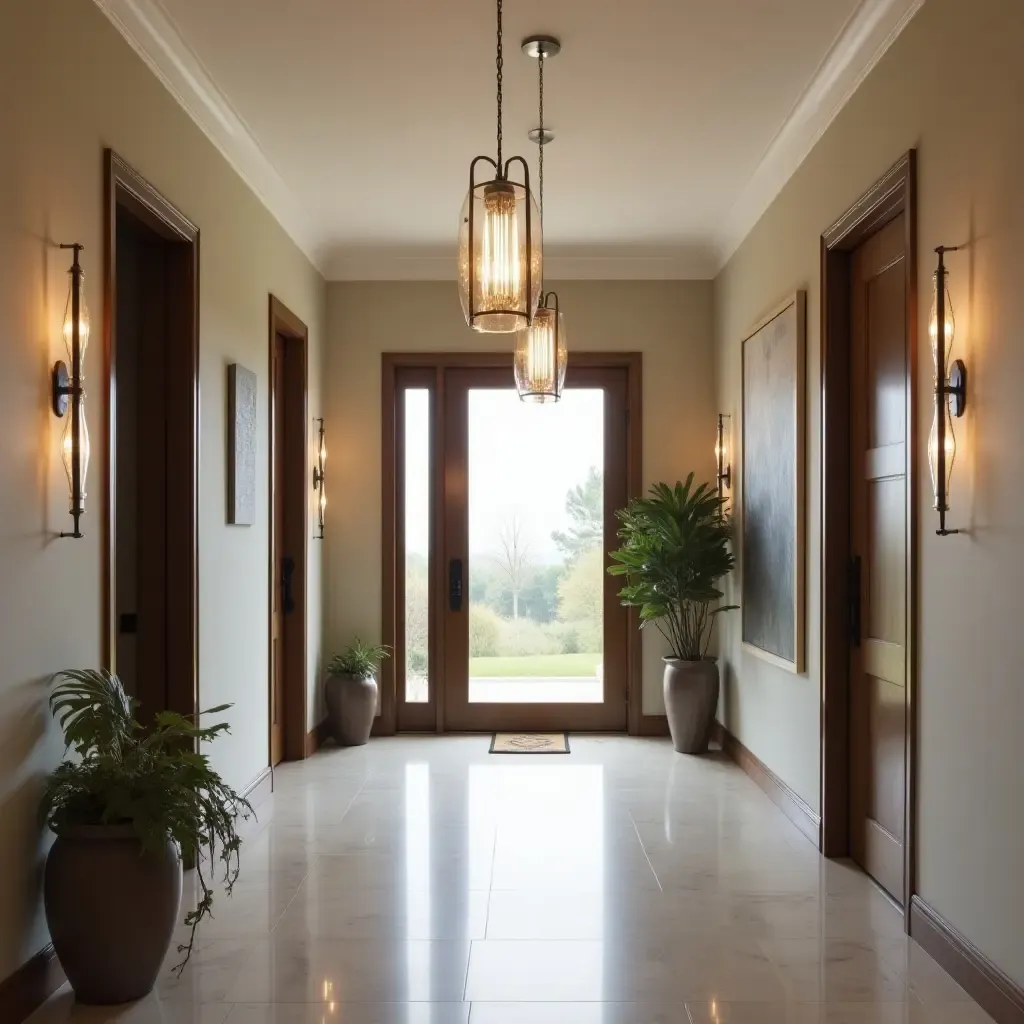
41,669,251,1004
608,475,737,753
325,638,390,746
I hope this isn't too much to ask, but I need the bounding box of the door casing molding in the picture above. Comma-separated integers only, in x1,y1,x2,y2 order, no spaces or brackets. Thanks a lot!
820,150,918,916
268,295,310,761
380,351,645,735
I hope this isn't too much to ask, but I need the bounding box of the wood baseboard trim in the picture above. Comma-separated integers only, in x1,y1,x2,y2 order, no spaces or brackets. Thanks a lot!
909,896,1024,1024
715,722,821,847
305,718,330,756
0,943,65,1023
637,715,670,737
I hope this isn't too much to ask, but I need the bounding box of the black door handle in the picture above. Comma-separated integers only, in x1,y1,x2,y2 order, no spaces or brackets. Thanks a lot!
848,555,861,647
449,558,463,611
281,555,296,614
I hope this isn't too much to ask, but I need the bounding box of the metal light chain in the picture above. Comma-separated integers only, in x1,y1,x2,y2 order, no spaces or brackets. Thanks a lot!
496,0,503,168
538,52,545,227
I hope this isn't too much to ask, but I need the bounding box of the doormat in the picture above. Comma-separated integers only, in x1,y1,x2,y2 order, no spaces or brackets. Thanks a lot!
490,732,570,754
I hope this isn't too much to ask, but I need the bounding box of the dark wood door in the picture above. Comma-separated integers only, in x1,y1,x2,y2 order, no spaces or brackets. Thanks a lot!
440,365,630,732
270,333,287,766
849,213,908,899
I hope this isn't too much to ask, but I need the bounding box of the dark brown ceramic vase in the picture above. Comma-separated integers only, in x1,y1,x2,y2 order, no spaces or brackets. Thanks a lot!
325,672,378,746
44,825,182,1004
663,657,720,754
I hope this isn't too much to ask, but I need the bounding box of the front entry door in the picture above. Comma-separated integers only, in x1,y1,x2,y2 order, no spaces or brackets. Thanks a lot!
389,356,637,733
848,213,909,900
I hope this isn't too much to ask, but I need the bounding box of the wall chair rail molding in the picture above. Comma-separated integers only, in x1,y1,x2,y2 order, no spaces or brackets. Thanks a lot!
910,897,1024,1024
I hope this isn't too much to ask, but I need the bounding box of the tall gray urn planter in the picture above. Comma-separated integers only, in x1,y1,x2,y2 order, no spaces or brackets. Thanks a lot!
663,657,719,754
325,672,378,746
44,825,182,1004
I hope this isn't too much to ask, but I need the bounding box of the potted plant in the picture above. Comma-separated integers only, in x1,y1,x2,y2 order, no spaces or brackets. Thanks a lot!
325,639,390,746
608,475,737,753
41,669,252,1004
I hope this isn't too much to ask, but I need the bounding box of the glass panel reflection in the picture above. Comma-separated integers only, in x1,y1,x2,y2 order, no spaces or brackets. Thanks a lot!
466,388,605,703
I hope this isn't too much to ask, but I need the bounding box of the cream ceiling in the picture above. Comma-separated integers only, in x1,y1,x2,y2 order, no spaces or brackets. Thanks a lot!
96,0,924,278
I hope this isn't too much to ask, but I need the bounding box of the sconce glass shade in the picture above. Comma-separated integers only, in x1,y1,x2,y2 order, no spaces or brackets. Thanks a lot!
62,271,90,364
514,305,567,403
459,178,542,334
928,401,956,511
929,271,955,377
60,396,90,510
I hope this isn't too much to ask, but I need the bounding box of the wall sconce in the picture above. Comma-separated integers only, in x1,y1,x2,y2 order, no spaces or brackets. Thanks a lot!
929,245,967,536
715,413,732,502
312,417,326,540
51,243,90,539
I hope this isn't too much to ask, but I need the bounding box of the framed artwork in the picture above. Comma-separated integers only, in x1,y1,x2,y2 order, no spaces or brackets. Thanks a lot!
740,291,806,673
227,363,257,525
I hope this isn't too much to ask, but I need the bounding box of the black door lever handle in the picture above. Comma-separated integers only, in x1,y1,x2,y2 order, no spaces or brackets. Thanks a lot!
449,558,463,612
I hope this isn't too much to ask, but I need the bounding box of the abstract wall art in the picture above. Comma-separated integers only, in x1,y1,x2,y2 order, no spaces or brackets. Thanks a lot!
227,362,257,525
740,291,806,673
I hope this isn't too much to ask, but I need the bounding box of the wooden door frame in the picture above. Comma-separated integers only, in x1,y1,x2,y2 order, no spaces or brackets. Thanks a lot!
103,150,199,720
380,351,644,735
820,150,917,914
268,296,309,761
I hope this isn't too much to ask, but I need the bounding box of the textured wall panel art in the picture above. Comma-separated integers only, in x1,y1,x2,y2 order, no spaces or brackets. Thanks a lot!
227,363,257,525
740,292,806,673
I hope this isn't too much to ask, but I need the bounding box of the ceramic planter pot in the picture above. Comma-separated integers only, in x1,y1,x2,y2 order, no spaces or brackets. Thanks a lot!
663,657,719,754
44,825,182,1004
325,672,378,746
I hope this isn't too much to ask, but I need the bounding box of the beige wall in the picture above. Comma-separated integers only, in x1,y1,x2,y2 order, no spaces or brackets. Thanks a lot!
324,280,715,718
0,0,325,977
714,0,1024,986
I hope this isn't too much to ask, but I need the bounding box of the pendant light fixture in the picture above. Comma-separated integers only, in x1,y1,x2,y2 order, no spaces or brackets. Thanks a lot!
458,0,542,333
514,35,567,403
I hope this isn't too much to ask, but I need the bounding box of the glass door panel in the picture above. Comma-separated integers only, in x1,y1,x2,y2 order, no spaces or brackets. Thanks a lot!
466,387,604,705
442,365,629,732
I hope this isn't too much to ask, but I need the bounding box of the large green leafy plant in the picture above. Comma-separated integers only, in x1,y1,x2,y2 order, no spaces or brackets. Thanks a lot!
608,475,737,660
41,669,252,975
329,638,391,677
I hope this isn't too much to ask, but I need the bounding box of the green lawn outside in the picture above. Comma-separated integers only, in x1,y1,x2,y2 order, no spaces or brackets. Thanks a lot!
469,653,601,677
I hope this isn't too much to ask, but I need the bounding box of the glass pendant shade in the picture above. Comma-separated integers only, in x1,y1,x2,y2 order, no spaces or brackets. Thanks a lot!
928,401,956,511
928,271,954,376
62,271,90,364
459,176,542,333
61,396,90,509
514,303,566,403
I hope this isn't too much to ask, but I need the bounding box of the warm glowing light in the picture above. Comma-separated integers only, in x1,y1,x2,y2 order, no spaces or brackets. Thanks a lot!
458,178,542,334
480,185,521,314
61,273,90,363
928,401,956,511
929,271,955,376
514,305,567,403
319,489,327,514
60,397,90,508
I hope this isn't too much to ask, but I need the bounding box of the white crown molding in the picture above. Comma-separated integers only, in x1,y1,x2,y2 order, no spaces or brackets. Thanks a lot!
714,0,925,269
93,0,322,270
324,248,718,282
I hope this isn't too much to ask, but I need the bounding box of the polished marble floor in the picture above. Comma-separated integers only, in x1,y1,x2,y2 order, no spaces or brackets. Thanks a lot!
31,736,993,1023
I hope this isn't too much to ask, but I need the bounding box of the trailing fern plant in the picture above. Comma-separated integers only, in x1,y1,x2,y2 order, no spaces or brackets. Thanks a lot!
608,474,737,660
328,638,391,677
41,669,252,975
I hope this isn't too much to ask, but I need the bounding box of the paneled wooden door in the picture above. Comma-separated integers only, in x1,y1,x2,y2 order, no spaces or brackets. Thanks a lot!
848,213,909,900
388,355,640,734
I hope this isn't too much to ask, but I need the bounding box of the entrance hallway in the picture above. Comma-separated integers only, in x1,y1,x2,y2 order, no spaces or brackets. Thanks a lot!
32,737,990,1023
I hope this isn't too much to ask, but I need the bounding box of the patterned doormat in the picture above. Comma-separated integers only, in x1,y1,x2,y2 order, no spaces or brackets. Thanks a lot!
490,732,570,754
